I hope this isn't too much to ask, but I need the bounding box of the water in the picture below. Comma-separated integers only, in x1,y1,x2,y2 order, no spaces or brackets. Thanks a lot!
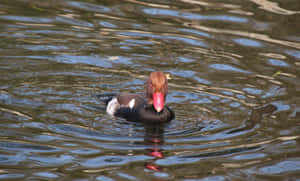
0,0,299,180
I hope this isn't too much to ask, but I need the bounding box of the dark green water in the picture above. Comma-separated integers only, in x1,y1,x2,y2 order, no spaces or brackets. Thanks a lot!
0,0,299,180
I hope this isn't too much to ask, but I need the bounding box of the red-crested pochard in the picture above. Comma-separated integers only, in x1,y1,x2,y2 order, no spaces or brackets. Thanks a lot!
105,72,175,122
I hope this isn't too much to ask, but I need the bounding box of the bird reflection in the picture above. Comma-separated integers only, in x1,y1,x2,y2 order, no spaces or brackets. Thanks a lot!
143,122,166,171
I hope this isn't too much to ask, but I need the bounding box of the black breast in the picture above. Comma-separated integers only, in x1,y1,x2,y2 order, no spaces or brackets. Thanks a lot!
115,104,175,123
138,105,175,123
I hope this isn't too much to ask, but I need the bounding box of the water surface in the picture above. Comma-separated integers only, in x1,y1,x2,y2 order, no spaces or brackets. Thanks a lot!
0,0,300,180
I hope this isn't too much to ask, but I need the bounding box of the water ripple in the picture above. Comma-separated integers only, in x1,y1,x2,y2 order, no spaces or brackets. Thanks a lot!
143,8,248,23
0,0,299,180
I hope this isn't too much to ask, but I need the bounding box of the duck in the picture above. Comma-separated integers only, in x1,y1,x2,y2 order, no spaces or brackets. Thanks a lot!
105,72,175,123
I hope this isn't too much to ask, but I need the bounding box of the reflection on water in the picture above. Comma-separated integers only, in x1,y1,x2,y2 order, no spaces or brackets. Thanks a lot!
0,0,300,180
144,123,165,172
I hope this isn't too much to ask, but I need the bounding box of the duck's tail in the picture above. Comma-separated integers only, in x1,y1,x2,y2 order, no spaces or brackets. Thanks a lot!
95,93,117,105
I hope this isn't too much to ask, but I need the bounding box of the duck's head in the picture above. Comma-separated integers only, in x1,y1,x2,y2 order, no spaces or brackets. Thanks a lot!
146,72,168,112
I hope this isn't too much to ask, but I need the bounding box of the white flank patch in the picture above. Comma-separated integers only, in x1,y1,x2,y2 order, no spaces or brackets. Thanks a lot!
128,99,135,109
106,97,119,115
